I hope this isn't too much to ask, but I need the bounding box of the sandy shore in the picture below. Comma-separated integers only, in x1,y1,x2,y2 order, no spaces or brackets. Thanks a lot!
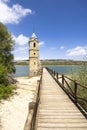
0,76,40,130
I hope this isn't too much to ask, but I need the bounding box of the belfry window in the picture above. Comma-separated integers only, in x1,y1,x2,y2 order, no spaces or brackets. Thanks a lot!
34,43,36,47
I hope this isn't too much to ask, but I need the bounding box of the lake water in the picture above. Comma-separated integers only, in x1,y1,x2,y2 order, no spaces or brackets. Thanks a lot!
13,65,29,77
13,65,80,77
48,65,80,74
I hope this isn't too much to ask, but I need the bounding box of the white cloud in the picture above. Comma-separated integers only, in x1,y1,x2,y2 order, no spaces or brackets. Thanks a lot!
15,56,28,61
12,34,45,60
13,46,28,60
60,46,64,50
39,41,45,46
67,46,87,56
13,46,28,53
13,34,45,47
13,34,29,45
19,46,28,51
0,0,33,24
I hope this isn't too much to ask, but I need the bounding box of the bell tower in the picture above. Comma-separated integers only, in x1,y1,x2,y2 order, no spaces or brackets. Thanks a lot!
29,33,40,76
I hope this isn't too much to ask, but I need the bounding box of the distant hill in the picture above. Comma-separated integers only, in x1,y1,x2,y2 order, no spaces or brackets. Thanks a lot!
14,59,87,66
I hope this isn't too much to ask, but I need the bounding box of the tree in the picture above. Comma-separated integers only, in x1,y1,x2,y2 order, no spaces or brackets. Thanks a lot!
0,22,15,85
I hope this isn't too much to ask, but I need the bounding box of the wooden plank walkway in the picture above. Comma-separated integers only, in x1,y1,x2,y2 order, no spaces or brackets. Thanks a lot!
35,68,87,130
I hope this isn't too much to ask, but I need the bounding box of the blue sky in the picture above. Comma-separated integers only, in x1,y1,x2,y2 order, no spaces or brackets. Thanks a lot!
0,0,87,60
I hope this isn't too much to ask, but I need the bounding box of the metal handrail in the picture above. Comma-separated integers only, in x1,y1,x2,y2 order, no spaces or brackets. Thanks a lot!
46,67,87,118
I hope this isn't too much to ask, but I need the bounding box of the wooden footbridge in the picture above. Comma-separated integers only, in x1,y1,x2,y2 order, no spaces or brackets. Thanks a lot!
24,68,87,130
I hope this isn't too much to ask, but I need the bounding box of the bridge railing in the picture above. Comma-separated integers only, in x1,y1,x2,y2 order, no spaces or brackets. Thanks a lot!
24,68,43,130
46,67,87,118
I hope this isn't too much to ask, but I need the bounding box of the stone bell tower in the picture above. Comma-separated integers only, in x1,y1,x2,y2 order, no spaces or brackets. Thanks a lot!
29,33,40,76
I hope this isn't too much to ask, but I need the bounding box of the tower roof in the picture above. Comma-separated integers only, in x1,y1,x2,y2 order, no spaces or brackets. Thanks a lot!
31,33,37,38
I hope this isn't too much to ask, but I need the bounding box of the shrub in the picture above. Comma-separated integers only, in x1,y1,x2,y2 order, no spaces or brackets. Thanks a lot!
0,84,16,100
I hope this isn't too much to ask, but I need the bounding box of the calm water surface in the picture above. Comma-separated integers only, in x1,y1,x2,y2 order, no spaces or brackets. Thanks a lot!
13,65,80,77
48,65,80,74
13,65,29,77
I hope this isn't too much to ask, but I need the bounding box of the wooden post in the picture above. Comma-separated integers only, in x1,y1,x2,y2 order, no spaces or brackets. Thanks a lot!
37,80,40,87
52,70,53,75
62,75,64,86
24,102,35,130
57,73,58,80
54,71,55,77
29,102,35,110
74,81,77,103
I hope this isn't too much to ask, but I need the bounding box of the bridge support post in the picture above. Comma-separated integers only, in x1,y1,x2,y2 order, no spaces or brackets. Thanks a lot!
62,75,64,86
23,102,35,130
57,73,58,80
74,81,77,103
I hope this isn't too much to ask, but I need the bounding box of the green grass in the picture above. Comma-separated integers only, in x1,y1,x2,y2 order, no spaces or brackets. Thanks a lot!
0,84,16,100
65,81,87,111
77,86,87,111
68,64,87,111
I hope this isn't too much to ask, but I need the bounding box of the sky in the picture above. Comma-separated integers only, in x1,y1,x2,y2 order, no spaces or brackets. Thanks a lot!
0,0,87,60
